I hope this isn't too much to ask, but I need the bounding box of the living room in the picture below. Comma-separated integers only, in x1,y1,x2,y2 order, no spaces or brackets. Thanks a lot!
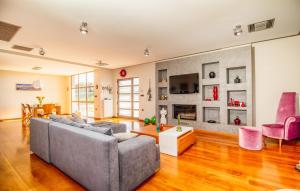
1,0,300,190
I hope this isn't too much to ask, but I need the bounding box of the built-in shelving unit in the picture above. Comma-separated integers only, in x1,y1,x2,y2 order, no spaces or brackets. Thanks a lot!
155,46,252,134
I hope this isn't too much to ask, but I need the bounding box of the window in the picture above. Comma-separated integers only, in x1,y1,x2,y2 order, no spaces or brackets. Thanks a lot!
71,72,94,118
118,78,139,118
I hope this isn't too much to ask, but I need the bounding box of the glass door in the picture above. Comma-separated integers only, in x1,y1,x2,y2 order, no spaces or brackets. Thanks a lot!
71,72,94,118
118,78,139,118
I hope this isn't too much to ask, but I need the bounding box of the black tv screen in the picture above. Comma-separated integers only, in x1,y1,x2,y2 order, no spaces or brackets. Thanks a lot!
169,73,199,94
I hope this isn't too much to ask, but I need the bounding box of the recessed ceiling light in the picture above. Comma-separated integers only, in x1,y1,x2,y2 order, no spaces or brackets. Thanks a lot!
39,48,45,56
80,22,88,34
233,25,243,36
144,48,150,56
32,66,42,70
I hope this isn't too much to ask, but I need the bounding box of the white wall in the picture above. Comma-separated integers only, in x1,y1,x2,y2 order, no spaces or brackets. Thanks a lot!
94,68,113,118
112,63,156,120
0,70,70,119
253,35,300,127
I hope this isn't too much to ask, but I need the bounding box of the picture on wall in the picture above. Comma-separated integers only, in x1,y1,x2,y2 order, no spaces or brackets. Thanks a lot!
16,83,41,91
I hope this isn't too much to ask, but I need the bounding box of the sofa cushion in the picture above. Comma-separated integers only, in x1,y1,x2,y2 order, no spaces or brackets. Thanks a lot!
113,132,138,142
85,126,113,136
71,113,86,124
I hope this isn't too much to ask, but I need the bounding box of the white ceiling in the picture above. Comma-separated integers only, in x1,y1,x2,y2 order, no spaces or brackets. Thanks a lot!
0,0,299,75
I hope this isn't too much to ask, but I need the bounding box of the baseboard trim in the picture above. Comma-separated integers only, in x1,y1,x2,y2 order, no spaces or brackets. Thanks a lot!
0,118,21,122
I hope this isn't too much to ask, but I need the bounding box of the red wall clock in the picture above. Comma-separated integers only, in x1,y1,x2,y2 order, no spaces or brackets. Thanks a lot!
119,69,127,77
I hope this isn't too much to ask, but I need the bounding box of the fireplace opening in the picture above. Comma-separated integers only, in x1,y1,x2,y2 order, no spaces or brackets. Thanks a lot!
173,104,197,121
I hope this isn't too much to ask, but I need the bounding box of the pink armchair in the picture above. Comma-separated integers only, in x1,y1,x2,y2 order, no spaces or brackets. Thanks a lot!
262,92,300,147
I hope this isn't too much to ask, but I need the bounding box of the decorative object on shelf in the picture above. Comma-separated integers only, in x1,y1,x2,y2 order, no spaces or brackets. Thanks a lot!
213,86,218,101
161,78,167,83
234,116,241,125
144,118,150,125
160,108,167,124
234,100,240,107
241,102,246,107
102,86,112,94
119,69,127,77
207,120,216,123
228,98,234,106
204,98,212,101
151,116,156,125
160,95,168,100
147,79,152,101
234,76,241,83
209,71,216,79
176,114,182,132
36,96,45,107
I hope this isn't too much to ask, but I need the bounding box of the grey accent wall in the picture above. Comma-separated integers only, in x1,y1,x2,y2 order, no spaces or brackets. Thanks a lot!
155,46,252,134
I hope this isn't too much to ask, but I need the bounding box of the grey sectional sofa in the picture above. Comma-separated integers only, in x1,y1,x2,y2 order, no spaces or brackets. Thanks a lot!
30,118,160,191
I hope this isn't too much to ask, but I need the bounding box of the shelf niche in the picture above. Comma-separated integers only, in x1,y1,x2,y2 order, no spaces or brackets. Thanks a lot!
203,107,220,124
158,87,168,101
227,90,246,107
203,85,220,101
202,62,219,79
226,66,246,84
228,109,247,126
158,69,168,83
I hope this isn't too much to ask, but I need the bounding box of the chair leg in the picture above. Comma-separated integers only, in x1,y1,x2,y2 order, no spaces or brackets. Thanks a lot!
279,139,283,148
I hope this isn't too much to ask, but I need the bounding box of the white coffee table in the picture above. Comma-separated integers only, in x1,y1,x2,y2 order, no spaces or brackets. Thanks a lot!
159,126,196,156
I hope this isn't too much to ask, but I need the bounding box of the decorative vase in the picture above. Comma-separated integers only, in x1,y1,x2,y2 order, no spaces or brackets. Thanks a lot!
177,114,182,132
213,86,218,101
209,71,216,79
234,116,241,125
234,76,241,83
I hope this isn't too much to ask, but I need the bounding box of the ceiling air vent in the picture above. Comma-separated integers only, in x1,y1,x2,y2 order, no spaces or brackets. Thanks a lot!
12,45,33,52
248,18,275,33
0,21,21,41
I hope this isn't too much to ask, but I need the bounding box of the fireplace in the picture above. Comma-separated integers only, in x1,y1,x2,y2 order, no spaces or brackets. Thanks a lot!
173,104,197,121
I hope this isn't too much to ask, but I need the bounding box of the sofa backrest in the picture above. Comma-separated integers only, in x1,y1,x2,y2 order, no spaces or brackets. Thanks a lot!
49,122,119,191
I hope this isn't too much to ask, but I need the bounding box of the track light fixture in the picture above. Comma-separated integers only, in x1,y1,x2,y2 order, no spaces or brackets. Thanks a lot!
233,25,243,36
39,48,45,56
144,48,150,56
80,22,88,34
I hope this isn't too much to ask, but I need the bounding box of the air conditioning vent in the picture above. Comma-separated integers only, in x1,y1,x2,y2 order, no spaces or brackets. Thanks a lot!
0,21,21,41
248,18,275,33
12,45,33,51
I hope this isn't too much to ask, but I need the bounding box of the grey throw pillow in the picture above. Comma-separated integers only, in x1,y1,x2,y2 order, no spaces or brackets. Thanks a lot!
71,122,90,128
56,117,74,125
113,132,138,142
85,126,113,136
71,113,86,124
49,114,60,121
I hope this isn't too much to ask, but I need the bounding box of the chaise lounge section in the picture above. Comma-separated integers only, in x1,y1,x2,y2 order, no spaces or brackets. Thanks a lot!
30,118,160,191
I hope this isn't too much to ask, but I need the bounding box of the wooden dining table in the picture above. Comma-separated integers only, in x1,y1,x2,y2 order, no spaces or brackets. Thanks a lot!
32,105,61,117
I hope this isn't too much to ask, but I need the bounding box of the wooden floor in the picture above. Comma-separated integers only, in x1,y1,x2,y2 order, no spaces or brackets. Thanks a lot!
1,119,300,191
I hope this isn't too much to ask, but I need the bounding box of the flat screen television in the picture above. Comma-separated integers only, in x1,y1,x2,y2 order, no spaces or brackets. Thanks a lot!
169,73,199,94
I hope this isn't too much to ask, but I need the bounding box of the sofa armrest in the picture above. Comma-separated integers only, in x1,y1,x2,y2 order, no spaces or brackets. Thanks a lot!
30,118,51,163
284,116,300,140
118,135,160,191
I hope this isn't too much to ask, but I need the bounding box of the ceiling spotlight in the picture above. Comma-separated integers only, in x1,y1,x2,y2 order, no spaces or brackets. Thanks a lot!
80,22,88,34
233,25,243,36
39,48,45,56
144,48,150,56
32,66,42,70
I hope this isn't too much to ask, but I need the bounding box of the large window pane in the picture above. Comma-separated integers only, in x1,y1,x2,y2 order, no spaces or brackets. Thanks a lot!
133,110,139,118
79,88,86,101
72,75,78,88
87,72,94,86
87,87,94,102
133,102,139,110
87,103,94,117
119,86,131,94
72,102,78,113
119,109,131,116
79,73,86,87
72,89,78,101
133,78,139,85
79,103,87,117
119,80,131,86
119,94,131,101
119,102,131,109
133,94,139,101
133,86,139,94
